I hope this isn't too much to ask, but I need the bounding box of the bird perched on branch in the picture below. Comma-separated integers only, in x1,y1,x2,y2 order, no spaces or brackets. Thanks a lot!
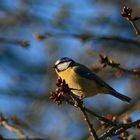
54,57,131,103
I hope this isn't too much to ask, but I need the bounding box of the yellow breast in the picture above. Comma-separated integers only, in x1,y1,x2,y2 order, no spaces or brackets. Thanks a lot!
58,67,102,97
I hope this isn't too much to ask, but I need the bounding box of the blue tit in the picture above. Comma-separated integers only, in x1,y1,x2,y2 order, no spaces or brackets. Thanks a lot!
54,57,131,103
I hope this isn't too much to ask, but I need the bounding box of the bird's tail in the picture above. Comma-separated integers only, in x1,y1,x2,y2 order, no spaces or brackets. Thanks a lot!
109,90,131,103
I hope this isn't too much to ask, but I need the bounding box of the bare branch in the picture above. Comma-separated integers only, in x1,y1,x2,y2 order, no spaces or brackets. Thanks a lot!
99,54,140,76
74,99,98,140
99,120,140,140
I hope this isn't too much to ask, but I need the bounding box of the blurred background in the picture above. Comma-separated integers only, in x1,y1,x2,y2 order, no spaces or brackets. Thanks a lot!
0,0,140,139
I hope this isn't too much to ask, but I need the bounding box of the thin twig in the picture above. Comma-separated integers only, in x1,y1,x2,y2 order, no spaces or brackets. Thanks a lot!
74,98,98,140
99,54,140,75
84,107,117,127
121,6,140,36
99,120,140,140
130,21,140,36
57,92,117,127
81,108,98,140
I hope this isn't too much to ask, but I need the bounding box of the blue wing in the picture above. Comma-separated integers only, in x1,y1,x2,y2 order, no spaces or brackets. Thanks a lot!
74,63,115,91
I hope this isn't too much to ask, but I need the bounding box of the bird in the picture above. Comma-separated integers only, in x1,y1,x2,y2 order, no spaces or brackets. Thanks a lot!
53,57,131,103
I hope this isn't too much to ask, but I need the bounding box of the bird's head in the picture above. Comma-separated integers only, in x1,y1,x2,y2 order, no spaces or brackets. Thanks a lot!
54,57,75,73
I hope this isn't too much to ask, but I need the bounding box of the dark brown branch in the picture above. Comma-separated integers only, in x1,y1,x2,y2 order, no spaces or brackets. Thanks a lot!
99,54,140,75
84,108,117,127
59,93,118,127
51,86,117,127
99,120,140,140
73,98,98,140
121,6,140,36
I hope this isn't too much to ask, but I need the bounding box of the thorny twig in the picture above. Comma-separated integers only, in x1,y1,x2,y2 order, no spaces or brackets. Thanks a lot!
0,113,27,139
50,78,140,139
98,54,140,76
121,6,140,36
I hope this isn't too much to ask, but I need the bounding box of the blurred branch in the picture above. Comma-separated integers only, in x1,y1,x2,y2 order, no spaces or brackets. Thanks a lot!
0,37,29,47
121,6,140,36
35,32,140,47
50,78,140,140
11,116,44,138
0,113,27,139
98,54,140,76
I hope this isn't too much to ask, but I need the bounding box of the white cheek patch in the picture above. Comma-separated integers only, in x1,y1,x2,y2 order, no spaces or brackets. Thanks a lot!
57,62,71,71
55,60,61,66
